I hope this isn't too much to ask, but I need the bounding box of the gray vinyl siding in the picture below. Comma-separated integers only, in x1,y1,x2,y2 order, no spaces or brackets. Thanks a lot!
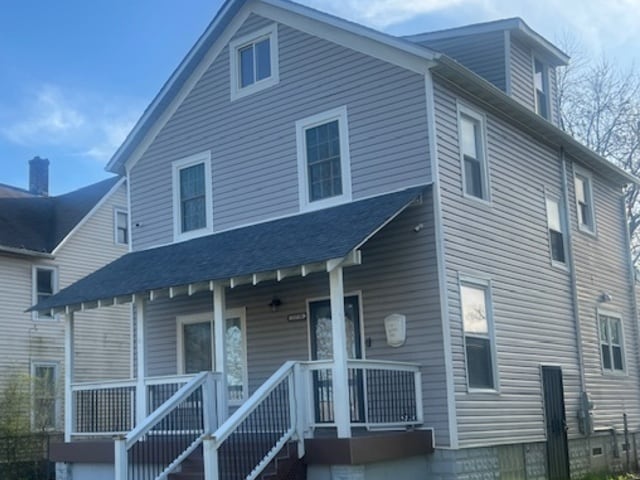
509,36,535,111
567,159,640,431
434,79,583,447
414,31,506,92
143,195,451,446
130,14,430,251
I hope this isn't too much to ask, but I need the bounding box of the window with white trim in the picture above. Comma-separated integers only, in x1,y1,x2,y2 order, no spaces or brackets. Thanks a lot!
172,152,213,241
296,106,352,210
546,197,566,265
461,281,497,390
458,106,489,201
31,362,58,430
32,266,57,321
574,170,595,233
534,58,550,119
599,314,624,373
114,208,128,245
229,24,279,100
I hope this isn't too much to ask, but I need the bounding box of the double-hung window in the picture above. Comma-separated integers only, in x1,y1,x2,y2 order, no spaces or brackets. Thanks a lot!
458,105,489,201
599,313,624,373
114,208,128,246
296,106,352,210
546,197,566,265
172,152,213,241
32,266,57,321
534,58,550,119
230,24,279,100
575,170,596,233
31,362,58,430
460,280,497,390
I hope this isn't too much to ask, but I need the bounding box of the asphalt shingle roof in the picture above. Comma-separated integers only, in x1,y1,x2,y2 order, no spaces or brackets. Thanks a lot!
0,177,120,253
32,185,426,312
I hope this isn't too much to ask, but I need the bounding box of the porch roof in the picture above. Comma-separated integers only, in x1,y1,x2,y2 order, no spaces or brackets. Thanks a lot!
31,185,426,314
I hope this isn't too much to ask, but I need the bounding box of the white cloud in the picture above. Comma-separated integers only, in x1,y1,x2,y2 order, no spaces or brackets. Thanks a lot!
0,84,141,162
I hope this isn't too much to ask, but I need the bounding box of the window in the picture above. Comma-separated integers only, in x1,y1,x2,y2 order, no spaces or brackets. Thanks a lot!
296,106,352,210
599,314,624,373
229,24,279,100
546,197,566,264
534,59,549,119
32,266,57,321
461,281,496,390
31,362,58,430
458,105,489,201
114,208,128,245
177,309,248,404
574,170,596,233
172,152,213,241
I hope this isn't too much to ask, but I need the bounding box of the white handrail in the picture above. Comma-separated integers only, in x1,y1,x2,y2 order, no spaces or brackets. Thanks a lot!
71,379,136,391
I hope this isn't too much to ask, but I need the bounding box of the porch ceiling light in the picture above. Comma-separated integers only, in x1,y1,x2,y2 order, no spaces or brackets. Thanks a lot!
269,296,282,312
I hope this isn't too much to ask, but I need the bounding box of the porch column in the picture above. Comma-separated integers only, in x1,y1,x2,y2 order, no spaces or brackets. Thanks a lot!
212,282,228,424
64,312,74,442
329,266,351,438
135,296,147,425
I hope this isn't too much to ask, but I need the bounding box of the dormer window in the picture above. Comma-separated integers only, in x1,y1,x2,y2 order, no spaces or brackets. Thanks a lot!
534,58,549,119
230,24,279,100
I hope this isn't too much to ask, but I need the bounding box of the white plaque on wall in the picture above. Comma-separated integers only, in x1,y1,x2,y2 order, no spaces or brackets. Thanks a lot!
384,313,406,347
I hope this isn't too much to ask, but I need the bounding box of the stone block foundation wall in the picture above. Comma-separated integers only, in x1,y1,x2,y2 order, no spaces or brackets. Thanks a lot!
423,432,639,480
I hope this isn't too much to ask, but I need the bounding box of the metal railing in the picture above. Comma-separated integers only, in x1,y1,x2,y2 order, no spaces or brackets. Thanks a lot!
304,359,423,429
115,371,225,480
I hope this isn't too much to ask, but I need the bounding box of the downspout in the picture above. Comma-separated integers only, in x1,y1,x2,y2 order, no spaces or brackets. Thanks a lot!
560,149,589,428
425,68,459,449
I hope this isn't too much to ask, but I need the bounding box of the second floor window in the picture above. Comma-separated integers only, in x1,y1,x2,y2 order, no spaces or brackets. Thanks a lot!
115,208,128,245
458,106,489,201
172,152,213,241
296,106,352,210
534,59,549,119
33,266,57,321
575,171,595,233
546,197,566,264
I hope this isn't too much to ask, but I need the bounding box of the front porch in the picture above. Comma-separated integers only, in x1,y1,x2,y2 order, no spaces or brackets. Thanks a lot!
35,187,439,479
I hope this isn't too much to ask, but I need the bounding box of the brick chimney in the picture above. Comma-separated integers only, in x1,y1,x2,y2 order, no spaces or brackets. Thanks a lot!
29,156,49,196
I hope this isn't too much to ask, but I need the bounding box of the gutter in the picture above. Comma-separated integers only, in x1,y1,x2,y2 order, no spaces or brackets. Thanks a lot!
0,244,54,259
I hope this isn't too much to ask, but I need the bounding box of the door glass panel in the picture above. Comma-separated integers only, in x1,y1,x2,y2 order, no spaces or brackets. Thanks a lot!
183,321,212,374
310,296,360,360
226,316,245,402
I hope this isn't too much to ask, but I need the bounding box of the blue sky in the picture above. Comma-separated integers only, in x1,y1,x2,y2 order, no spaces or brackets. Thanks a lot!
1,0,638,195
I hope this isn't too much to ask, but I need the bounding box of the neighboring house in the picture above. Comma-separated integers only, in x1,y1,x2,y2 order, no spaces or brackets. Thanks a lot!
0,157,131,431
39,2,640,480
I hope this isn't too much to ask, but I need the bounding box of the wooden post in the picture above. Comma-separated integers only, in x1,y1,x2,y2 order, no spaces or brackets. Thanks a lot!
213,283,227,423
64,312,75,442
114,436,128,480
203,435,218,480
135,296,147,425
329,266,351,438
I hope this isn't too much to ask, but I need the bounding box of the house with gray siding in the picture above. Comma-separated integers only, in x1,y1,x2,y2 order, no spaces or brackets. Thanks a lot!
0,158,131,431
38,2,640,479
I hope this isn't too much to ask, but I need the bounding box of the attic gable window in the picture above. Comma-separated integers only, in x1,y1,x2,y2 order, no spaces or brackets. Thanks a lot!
534,59,550,119
172,152,213,241
32,266,57,321
458,104,490,202
230,24,279,101
296,106,352,211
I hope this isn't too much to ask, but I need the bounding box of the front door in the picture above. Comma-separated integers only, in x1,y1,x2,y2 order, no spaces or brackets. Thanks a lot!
542,366,570,480
309,295,364,423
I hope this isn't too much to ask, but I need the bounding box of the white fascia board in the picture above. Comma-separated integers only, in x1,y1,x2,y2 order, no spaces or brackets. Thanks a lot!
0,245,54,259
52,177,126,256
109,0,438,177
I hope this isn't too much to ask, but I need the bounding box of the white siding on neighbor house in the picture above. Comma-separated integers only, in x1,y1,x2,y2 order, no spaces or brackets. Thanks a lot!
142,197,451,446
55,183,131,382
567,159,640,432
434,79,584,447
414,31,506,92
130,14,430,251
